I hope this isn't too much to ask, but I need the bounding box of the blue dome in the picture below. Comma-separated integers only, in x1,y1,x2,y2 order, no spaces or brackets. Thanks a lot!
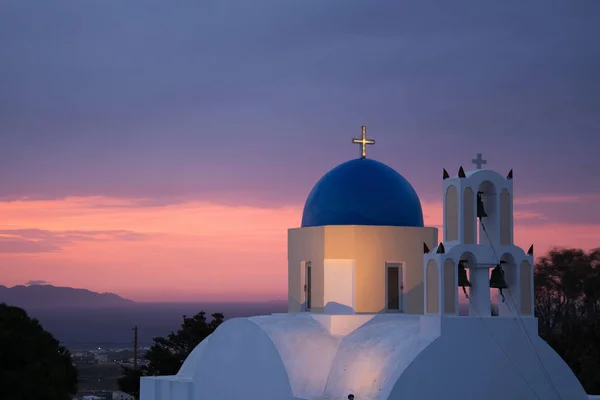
301,158,424,228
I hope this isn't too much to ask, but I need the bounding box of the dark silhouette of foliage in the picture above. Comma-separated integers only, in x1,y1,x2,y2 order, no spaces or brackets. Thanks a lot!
535,247,600,394
117,367,144,399
0,303,78,400
118,311,224,397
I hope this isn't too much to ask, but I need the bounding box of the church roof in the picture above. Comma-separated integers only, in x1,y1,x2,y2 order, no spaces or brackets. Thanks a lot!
301,158,424,228
147,313,589,400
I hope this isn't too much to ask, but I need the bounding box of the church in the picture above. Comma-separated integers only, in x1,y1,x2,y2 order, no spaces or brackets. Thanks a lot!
141,127,590,400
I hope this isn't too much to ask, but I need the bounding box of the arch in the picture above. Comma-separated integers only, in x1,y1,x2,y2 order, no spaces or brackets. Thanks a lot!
444,185,458,241
459,251,477,267
463,187,476,244
178,335,212,377
478,180,498,244
458,250,477,286
500,189,512,245
497,253,518,316
458,252,476,313
500,253,517,281
387,318,589,399
324,315,437,399
253,315,340,399
463,169,509,191
443,258,457,314
426,260,439,313
519,261,533,315
191,315,339,400
192,318,293,399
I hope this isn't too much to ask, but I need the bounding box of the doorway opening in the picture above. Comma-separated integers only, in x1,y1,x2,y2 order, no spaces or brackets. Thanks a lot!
305,261,312,311
386,263,404,312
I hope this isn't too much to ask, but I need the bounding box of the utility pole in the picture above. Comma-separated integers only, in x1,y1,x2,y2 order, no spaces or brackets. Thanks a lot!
133,326,138,370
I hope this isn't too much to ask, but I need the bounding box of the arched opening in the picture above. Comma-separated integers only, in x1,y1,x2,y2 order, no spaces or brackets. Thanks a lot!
459,252,478,316
443,258,457,315
500,189,512,245
497,253,517,316
463,187,476,244
477,180,498,244
426,260,439,313
520,261,533,315
445,185,458,241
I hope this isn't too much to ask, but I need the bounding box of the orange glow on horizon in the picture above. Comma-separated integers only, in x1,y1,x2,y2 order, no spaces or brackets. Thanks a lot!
0,196,599,302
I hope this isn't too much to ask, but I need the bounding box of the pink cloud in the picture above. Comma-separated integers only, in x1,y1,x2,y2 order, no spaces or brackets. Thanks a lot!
513,194,600,206
0,195,598,301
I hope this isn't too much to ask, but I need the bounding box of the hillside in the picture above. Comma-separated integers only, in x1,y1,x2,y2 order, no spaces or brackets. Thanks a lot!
0,284,135,309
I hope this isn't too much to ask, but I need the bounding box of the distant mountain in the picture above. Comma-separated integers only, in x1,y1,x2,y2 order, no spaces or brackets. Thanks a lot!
0,284,135,309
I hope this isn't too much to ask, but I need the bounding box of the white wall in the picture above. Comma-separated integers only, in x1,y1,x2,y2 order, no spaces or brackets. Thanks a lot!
323,259,356,314
140,376,193,400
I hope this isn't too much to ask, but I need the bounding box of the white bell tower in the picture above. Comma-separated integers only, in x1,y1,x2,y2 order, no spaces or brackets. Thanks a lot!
423,154,535,318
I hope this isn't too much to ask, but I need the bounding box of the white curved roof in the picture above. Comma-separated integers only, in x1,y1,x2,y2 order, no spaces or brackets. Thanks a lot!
389,317,588,400
175,314,436,399
323,315,434,398
159,313,588,400
179,313,339,400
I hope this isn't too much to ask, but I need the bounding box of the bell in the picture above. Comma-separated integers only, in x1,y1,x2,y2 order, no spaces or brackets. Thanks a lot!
458,262,471,288
490,262,508,302
477,191,487,219
489,265,508,289
458,261,471,297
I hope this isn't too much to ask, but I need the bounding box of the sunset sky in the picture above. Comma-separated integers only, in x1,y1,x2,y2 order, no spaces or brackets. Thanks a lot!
1,1,599,301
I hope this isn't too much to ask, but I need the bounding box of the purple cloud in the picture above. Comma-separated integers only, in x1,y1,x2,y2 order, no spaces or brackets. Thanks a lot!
0,229,151,254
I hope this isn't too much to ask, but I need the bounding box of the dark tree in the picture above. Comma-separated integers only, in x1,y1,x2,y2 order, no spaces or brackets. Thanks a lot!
117,367,144,399
534,247,600,394
118,311,224,396
0,303,78,400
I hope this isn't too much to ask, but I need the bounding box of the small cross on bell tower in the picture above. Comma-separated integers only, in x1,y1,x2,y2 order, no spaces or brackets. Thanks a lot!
472,153,487,169
352,126,375,158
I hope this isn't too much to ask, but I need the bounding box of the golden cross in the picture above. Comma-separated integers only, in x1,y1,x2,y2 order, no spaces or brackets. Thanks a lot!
352,125,375,158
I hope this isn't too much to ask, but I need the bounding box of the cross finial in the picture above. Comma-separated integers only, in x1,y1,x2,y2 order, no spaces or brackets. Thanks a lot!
472,153,487,169
352,126,375,158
